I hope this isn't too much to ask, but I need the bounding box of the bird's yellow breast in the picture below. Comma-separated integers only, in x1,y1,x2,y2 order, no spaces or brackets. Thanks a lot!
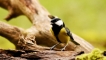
58,28,70,43
50,28,70,43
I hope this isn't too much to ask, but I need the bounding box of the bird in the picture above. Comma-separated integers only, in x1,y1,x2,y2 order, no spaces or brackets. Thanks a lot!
50,17,80,51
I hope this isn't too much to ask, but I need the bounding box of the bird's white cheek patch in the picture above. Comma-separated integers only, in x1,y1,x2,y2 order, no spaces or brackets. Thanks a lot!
55,20,63,26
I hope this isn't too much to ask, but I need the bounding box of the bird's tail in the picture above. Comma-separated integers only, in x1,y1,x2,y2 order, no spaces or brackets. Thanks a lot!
71,39,80,45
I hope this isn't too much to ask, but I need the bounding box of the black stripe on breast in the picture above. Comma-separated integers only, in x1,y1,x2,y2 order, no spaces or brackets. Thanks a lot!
52,25,62,43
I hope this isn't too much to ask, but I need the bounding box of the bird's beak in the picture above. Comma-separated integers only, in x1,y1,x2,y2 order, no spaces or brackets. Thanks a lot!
51,22,53,25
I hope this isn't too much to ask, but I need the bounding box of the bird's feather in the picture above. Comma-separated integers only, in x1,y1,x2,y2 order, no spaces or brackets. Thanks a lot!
65,27,80,45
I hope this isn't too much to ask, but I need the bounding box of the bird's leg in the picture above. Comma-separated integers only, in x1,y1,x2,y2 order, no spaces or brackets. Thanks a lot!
61,43,68,51
50,43,60,50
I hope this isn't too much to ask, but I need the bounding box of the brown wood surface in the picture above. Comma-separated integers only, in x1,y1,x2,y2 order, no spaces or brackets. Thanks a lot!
0,0,94,60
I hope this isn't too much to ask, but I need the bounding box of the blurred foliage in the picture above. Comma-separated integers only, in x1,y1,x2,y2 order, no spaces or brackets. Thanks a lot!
0,0,106,50
76,48,106,60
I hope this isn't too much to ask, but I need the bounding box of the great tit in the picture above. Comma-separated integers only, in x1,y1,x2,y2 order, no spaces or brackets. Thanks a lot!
50,17,80,51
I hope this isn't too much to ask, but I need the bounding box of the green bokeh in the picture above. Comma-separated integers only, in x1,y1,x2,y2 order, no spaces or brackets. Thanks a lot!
0,0,106,50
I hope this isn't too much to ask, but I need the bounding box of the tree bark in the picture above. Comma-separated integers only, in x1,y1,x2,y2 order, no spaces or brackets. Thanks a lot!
0,0,94,60
0,49,82,60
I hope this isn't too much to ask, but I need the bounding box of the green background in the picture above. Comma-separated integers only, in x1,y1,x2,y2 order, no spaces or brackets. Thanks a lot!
0,0,106,50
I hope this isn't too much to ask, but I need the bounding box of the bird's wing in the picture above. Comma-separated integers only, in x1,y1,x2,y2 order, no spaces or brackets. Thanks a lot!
65,27,74,40
65,27,80,45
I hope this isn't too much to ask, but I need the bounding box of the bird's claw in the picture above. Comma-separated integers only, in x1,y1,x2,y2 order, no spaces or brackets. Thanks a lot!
61,48,65,51
50,47,54,50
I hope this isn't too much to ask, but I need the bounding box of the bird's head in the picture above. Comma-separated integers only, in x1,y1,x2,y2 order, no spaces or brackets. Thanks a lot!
51,18,65,27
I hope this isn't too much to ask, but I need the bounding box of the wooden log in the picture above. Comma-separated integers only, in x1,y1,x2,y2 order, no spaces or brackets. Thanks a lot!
0,49,83,60
0,0,94,59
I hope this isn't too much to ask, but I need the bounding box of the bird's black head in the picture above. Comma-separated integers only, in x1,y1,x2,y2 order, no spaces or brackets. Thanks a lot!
51,18,65,27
